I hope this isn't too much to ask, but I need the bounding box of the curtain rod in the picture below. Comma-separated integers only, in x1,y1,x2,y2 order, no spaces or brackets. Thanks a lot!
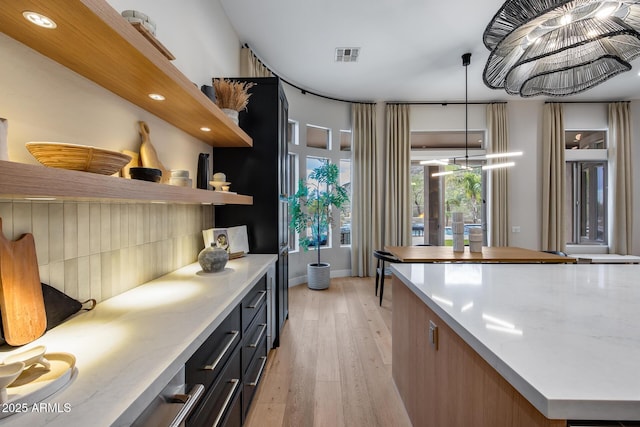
544,100,621,104
388,101,507,105
244,44,375,105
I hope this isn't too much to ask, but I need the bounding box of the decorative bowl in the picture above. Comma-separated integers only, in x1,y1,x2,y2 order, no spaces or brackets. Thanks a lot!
130,167,162,182
26,142,131,175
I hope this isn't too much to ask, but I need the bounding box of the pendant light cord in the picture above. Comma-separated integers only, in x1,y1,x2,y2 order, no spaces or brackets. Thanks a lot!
462,53,471,169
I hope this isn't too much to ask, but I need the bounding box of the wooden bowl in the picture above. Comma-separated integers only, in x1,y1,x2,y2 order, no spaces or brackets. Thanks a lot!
26,142,132,175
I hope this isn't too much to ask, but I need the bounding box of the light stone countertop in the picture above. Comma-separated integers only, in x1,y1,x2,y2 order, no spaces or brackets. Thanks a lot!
0,254,277,427
391,262,640,421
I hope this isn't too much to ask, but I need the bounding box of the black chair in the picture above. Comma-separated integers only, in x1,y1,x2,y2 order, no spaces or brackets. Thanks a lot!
373,250,400,306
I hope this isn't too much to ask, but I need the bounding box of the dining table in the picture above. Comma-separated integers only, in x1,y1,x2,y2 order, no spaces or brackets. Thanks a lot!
384,245,576,263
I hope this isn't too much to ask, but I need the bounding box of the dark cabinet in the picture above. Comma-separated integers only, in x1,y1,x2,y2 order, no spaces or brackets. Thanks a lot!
214,77,289,347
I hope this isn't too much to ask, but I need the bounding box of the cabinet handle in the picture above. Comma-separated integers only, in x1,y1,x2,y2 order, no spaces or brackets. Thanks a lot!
248,324,267,348
248,291,266,308
212,379,240,427
168,383,205,427
248,356,267,386
203,330,239,371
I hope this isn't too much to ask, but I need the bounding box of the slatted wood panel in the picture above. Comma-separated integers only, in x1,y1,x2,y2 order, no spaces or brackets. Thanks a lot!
244,278,411,427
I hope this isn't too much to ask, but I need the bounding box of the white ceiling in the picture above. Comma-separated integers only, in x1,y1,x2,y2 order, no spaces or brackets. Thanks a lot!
220,0,640,103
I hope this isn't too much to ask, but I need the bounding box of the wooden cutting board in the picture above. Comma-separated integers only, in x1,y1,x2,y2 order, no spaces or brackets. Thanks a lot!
0,218,46,346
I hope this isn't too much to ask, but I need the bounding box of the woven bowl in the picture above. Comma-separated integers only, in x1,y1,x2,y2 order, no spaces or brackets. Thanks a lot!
26,142,132,175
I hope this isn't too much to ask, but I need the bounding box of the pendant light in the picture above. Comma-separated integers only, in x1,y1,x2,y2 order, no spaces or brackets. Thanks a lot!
429,53,521,177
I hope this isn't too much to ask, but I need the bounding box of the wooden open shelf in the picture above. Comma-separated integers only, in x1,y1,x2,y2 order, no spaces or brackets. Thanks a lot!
0,0,252,148
0,160,253,205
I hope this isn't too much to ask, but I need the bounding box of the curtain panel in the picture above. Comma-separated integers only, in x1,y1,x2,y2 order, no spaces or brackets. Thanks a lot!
487,103,509,246
541,103,566,252
609,102,633,254
351,103,380,276
384,104,412,247
240,47,273,77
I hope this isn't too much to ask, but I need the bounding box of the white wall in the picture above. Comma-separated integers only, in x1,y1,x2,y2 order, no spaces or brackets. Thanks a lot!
0,1,241,299
284,86,352,284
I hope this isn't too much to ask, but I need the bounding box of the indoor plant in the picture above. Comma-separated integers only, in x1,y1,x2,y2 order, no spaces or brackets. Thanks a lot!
289,162,349,290
212,78,256,124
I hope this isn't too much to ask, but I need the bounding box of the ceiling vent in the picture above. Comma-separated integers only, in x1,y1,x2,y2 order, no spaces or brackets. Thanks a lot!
335,47,360,62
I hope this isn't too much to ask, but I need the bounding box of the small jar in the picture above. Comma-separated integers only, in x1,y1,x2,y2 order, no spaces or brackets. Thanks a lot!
198,244,229,272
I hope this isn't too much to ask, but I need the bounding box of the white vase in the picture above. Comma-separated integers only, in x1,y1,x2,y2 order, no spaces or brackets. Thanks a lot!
221,108,239,125
0,118,8,161
307,262,330,290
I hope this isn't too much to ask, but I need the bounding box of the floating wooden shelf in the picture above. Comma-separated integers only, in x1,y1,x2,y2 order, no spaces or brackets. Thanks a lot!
0,160,253,205
0,0,252,148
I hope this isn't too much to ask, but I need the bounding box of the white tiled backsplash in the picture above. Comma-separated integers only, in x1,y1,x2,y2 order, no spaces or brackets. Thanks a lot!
0,201,213,303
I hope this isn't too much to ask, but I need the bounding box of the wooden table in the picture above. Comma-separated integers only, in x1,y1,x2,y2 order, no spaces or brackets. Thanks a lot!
384,246,576,263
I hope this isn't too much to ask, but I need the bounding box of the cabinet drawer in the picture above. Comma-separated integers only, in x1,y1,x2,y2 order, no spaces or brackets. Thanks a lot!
186,305,241,391
242,275,267,333
187,345,242,427
242,333,268,421
242,302,267,376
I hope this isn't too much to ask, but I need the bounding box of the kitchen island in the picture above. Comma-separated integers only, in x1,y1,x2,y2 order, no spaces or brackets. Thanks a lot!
391,262,640,426
0,254,276,427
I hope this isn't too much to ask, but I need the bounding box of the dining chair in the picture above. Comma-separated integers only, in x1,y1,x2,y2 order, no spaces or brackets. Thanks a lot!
373,250,400,306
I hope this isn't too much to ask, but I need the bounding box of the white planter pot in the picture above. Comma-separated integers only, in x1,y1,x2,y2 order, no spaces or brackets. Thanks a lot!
307,262,330,290
221,108,239,125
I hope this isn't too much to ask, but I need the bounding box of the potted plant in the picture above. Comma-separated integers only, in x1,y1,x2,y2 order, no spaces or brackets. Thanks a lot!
289,162,349,290
212,78,256,124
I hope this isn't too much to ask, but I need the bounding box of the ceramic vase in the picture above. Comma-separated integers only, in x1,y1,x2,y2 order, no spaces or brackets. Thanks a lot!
198,244,229,273
222,108,239,125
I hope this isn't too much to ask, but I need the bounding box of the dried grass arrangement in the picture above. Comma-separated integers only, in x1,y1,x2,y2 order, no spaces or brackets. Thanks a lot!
212,79,256,111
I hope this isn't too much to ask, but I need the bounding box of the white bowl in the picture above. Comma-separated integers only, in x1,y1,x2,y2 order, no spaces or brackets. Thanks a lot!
0,361,24,403
3,345,50,370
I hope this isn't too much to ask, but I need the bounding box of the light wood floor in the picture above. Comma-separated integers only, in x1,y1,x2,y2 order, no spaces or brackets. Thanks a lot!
244,277,412,427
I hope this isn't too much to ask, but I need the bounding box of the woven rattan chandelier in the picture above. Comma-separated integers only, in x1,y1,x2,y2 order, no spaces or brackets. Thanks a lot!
483,0,640,97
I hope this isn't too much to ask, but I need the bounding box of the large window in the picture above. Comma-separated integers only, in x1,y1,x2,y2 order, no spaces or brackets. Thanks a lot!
565,130,608,246
566,161,607,245
305,156,330,248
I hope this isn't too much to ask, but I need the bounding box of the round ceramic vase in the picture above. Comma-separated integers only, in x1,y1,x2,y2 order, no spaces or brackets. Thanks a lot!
198,244,229,272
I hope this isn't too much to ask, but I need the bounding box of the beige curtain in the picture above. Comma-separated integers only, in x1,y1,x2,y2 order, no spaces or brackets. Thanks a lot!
240,47,273,77
487,103,509,246
609,102,633,254
384,104,412,246
541,103,565,252
351,103,380,276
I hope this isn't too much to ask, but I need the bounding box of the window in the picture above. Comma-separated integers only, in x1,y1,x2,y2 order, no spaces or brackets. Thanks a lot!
288,120,299,145
564,130,608,246
305,156,330,248
565,161,607,245
287,152,299,252
306,125,331,150
340,130,352,152
339,159,351,245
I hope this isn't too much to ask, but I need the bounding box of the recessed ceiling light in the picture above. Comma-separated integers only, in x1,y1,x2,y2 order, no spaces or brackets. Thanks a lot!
148,93,165,101
23,11,57,29
200,127,211,132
